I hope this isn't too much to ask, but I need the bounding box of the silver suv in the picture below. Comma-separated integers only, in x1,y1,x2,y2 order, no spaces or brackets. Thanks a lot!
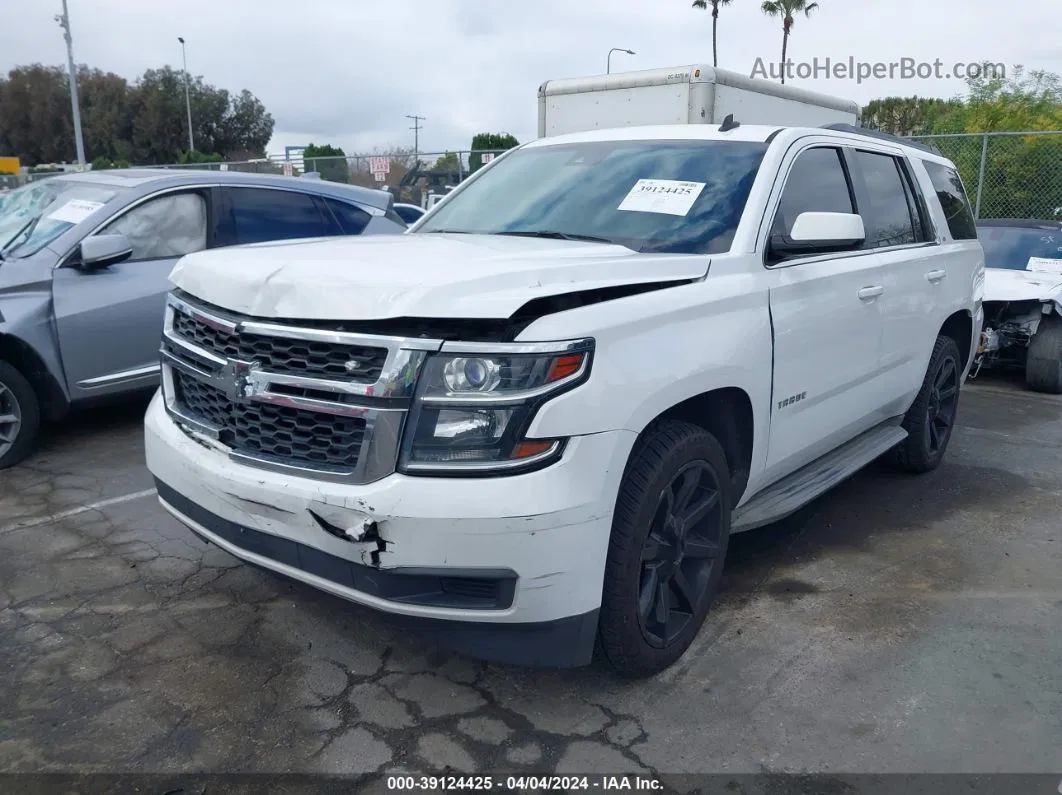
0,168,407,468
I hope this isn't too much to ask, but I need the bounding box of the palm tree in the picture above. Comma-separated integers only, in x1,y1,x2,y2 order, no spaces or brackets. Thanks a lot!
691,0,734,68
760,0,819,84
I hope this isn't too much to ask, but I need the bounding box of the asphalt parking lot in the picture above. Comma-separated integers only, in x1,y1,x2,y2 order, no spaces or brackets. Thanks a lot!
1,376,1060,778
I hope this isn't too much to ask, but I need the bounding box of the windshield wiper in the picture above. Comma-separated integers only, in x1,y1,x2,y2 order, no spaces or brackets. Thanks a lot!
492,230,616,244
0,215,40,257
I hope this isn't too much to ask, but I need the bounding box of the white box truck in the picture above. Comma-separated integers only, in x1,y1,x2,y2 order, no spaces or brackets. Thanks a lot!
538,65,859,137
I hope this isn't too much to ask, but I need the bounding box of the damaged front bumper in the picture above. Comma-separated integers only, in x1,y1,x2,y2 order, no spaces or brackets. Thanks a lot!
144,391,636,668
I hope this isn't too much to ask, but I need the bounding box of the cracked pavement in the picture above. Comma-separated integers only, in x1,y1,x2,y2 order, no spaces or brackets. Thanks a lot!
0,379,1060,777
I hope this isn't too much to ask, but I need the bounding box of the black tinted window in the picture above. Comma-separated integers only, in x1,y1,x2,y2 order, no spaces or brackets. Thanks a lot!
852,150,917,248
225,188,334,245
924,161,977,240
772,147,853,237
324,199,371,235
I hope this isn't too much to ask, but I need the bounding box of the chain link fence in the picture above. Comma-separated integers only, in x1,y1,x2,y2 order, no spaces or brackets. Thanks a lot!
10,133,1062,221
144,150,510,207
905,131,1062,220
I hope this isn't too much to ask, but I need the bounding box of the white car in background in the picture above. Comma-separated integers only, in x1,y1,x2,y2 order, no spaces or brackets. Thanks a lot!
393,202,427,225
974,219,1062,392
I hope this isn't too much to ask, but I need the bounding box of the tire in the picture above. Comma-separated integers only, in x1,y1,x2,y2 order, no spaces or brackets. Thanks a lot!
887,335,962,474
0,360,41,470
596,420,732,678
1024,317,1062,394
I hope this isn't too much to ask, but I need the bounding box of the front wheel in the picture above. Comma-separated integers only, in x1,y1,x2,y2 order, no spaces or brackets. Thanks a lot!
596,420,732,678
887,335,962,474
0,360,41,470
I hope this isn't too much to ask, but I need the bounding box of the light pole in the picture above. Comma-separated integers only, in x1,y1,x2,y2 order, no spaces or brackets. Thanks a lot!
55,0,86,166
607,47,635,74
177,37,194,152
406,115,425,165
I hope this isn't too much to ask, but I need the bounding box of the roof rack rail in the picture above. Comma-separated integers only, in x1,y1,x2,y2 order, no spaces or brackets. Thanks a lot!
819,123,943,156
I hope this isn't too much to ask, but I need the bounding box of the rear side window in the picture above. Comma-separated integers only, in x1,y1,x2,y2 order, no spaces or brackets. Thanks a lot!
323,198,372,235
771,147,854,238
850,150,919,249
923,161,978,240
222,188,336,246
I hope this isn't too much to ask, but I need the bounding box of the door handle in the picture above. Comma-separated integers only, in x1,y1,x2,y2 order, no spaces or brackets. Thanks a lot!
857,285,884,301
925,269,947,283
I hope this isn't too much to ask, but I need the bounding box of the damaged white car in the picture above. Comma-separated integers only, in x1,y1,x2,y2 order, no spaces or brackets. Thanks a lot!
973,219,1062,392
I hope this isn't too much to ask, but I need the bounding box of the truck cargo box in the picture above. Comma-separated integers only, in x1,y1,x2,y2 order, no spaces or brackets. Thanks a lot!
538,65,859,137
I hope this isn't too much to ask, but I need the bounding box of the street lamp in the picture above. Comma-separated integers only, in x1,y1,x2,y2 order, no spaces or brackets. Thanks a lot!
177,37,194,152
607,47,635,74
55,0,86,166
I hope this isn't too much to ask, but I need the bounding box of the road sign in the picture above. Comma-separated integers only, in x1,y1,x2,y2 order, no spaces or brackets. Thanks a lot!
369,156,390,174
282,162,293,177
482,152,495,163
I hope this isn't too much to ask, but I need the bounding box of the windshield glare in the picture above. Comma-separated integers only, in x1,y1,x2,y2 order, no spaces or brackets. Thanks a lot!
978,224,1062,271
415,139,769,255
0,178,123,258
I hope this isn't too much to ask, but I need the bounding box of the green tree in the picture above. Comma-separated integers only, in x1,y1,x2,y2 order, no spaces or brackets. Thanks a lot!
858,96,960,136
691,0,733,68
760,0,819,84
432,151,460,172
303,143,348,183
867,68,1062,219
469,133,519,172
0,62,274,165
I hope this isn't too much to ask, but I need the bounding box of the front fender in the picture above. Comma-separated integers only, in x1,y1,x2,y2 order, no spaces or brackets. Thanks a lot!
517,272,772,481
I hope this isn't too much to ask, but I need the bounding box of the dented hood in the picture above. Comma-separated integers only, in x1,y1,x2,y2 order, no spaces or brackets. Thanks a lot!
168,233,707,320
984,267,1062,303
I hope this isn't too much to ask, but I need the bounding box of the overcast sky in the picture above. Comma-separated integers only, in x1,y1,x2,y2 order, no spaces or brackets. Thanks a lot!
3,0,1058,158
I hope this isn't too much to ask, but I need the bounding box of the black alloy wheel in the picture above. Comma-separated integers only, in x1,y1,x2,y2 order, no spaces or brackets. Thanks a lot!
637,460,725,649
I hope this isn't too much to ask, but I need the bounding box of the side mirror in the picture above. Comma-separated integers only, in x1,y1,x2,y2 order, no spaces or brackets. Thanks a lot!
769,211,865,260
78,233,133,269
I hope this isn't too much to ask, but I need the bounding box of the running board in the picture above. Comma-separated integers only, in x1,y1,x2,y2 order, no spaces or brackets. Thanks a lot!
731,420,908,534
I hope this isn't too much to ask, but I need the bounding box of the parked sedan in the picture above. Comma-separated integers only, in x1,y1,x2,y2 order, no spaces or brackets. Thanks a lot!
0,168,407,468
973,218,1062,392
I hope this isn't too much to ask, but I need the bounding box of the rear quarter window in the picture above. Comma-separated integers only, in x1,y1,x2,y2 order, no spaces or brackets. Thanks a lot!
923,161,978,240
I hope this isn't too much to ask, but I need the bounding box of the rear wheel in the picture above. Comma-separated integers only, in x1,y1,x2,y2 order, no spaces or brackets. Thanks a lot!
1025,317,1062,394
596,420,731,678
0,360,41,470
887,335,961,474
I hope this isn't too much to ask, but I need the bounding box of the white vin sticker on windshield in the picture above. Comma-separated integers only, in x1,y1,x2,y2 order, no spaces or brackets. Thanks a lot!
47,199,106,224
1026,256,1062,274
618,179,706,217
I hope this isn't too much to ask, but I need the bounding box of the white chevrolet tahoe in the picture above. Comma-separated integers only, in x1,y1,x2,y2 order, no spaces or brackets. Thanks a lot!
144,122,985,677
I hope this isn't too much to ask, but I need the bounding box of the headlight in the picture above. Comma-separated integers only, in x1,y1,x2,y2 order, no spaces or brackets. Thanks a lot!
398,339,594,475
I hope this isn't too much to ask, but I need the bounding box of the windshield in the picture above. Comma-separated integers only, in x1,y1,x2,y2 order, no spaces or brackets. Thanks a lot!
0,178,125,258
978,224,1062,272
415,139,769,255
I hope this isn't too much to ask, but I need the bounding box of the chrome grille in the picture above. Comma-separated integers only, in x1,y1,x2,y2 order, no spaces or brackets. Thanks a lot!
159,292,443,483
171,310,388,381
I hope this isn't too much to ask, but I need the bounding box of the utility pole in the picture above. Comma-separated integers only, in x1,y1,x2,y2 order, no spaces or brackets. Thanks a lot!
56,0,86,166
406,115,425,165
178,37,195,152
